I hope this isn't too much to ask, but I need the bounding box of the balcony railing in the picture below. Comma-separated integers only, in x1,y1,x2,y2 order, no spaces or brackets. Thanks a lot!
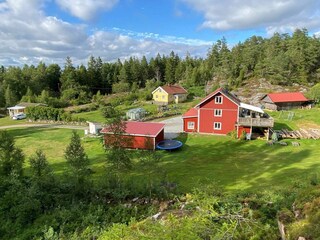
238,117,274,127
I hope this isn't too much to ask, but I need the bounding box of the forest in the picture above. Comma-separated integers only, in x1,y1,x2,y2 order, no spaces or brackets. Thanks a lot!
1,28,320,109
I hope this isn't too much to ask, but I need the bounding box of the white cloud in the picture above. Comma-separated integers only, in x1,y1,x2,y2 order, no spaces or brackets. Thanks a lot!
180,0,320,34
0,0,211,66
55,0,119,21
111,28,213,46
87,30,211,62
0,0,89,65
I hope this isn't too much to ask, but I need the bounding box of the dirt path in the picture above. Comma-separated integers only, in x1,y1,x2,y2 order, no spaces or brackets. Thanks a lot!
159,116,183,139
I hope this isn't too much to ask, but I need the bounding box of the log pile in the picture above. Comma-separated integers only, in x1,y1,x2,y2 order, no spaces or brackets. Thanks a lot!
277,128,320,140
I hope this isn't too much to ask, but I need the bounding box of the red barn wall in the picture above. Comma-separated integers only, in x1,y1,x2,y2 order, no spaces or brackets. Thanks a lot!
237,126,251,138
199,92,238,135
183,117,198,132
104,134,156,150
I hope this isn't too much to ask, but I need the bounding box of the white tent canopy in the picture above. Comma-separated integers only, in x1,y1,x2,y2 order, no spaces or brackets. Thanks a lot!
240,102,264,114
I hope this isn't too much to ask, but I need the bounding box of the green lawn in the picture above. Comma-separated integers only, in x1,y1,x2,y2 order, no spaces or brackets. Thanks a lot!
73,110,107,123
7,126,320,193
8,127,106,176
0,116,30,127
267,107,320,130
4,106,320,193
160,134,320,192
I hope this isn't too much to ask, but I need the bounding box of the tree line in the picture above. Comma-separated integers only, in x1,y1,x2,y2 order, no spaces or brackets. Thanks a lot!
1,28,320,108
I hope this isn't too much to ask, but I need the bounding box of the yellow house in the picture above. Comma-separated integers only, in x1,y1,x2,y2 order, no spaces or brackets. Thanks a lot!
152,85,188,105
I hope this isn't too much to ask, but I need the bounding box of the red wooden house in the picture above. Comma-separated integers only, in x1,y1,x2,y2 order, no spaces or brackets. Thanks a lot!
101,121,165,150
183,88,274,138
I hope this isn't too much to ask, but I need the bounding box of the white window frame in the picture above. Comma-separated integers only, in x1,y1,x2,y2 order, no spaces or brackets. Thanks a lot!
214,122,222,130
187,121,195,130
214,109,222,117
215,96,223,104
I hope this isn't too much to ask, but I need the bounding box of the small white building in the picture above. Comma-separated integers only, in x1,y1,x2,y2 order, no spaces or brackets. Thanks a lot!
86,121,102,135
7,102,46,117
7,106,26,117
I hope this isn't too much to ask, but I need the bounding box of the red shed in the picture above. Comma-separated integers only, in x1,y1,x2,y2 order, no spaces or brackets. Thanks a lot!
101,121,165,150
261,92,310,110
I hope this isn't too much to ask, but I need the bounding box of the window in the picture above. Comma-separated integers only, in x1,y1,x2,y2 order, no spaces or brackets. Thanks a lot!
214,122,221,130
215,96,223,104
187,121,195,130
162,95,165,99
155,95,158,98
214,109,222,116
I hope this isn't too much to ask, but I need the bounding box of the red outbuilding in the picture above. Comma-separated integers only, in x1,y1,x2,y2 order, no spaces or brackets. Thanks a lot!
260,92,311,110
101,121,165,150
183,88,274,139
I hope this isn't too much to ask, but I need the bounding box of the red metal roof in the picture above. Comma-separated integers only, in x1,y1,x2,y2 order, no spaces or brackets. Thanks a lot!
101,121,165,137
182,108,198,118
161,85,188,94
267,92,309,103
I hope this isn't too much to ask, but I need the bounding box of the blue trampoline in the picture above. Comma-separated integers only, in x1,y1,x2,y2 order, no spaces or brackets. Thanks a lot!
156,139,183,150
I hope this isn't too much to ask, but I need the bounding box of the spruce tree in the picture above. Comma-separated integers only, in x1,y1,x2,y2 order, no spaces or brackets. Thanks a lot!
0,130,24,177
64,131,89,183
29,149,51,178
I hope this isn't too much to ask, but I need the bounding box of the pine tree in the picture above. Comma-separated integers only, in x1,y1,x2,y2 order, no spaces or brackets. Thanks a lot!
4,85,18,107
29,149,51,178
0,130,24,177
64,131,89,183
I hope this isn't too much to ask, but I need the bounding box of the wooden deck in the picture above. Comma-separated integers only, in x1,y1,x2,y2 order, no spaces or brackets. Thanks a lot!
238,117,274,127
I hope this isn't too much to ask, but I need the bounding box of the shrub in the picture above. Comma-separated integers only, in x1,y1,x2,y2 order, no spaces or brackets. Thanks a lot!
25,106,77,122
227,130,237,139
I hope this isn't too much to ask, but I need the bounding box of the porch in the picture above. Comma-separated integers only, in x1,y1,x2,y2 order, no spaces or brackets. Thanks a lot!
238,117,274,128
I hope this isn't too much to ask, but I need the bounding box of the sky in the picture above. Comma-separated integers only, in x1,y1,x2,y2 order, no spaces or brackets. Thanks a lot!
1,0,320,66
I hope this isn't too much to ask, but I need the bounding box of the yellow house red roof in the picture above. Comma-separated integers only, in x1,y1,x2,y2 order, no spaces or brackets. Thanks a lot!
153,85,187,95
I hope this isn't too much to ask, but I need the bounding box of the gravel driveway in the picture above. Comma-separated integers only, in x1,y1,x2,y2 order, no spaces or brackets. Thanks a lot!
159,116,183,139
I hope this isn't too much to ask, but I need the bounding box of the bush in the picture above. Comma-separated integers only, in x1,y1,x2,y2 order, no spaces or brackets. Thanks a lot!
25,106,78,122
227,130,237,139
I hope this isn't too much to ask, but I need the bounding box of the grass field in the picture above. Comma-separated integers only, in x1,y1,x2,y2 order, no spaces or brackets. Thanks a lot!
268,107,320,130
0,116,30,127
2,106,320,193
7,122,320,193
8,127,106,176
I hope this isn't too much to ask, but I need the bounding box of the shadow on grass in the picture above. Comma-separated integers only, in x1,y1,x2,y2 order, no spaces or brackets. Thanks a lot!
6,126,69,139
147,135,318,193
